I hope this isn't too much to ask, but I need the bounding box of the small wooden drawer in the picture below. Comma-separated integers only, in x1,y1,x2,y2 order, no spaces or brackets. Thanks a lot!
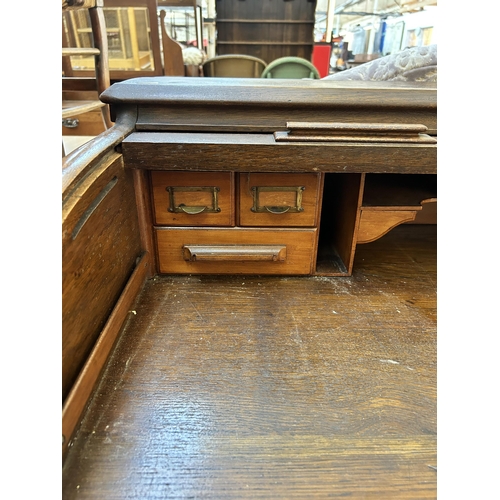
155,227,318,275
238,173,322,227
151,171,235,226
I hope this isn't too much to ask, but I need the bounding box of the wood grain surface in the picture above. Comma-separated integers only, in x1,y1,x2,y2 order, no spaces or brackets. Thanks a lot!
62,153,141,401
63,224,436,499
121,132,437,174
100,78,437,135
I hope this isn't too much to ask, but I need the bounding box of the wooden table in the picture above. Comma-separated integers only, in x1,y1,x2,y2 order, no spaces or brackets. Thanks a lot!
62,77,437,498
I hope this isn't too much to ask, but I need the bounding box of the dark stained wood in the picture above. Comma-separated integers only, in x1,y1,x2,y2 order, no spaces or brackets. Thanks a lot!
62,77,99,92
362,173,437,208
88,0,110,98
62,224,437,499
215,0,317,62
100,78,436,106
100,78,437,135
121,133,437,174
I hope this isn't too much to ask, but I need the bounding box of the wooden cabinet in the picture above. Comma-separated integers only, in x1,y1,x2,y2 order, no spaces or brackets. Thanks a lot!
146,167,436,277
151,171,322,274
100,77,436,278
63,0,163,80
215,0,317,63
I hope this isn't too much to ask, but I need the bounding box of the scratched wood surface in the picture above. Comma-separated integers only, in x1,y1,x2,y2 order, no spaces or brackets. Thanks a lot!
62,224,437,499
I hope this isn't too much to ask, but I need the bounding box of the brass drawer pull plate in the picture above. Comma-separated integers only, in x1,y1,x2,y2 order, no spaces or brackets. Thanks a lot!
251,186,305,214
166,186,221,214
183,244,287,262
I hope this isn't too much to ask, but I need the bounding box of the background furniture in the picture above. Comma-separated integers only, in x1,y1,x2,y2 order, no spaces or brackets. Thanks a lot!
62,0,112,147
157,0,204,51
159,8,185,75
63,0,163,81
104,0,163,78
215,0,317,63
203,54,267,77
261,56,320,79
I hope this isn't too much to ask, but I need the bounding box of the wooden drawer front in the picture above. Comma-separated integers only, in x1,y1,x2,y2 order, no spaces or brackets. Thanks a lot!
156,227,317,275
151,171,234,226
238,173,322,227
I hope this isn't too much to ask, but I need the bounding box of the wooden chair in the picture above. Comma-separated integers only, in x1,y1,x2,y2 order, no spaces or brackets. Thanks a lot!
159,9,185,76
261,56,320,79
203,55,267,78
62,0,112,154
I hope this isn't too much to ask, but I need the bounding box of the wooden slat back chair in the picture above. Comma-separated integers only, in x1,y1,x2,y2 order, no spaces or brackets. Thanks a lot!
62,0,112,154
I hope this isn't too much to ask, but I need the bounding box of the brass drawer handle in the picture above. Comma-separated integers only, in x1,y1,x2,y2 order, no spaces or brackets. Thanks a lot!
251,186,305,214
177,204,207,215
166,186,221,214
264,205,291,214
183,244,287,262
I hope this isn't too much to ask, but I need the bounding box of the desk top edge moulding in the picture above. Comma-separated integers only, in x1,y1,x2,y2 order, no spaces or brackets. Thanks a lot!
99,77,437,139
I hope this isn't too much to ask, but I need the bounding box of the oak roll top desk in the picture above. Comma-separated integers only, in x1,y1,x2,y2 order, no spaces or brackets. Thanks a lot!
62,77,437,457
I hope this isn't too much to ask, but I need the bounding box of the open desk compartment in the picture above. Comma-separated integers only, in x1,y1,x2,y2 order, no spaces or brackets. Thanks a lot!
315,173,436,276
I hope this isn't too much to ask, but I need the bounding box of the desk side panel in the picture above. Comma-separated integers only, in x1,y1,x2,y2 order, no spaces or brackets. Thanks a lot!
62,152,142,403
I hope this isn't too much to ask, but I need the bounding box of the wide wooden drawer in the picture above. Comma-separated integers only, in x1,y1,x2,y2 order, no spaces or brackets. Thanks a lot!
151,171,235,226
238,173,322,227
155,227,318,275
